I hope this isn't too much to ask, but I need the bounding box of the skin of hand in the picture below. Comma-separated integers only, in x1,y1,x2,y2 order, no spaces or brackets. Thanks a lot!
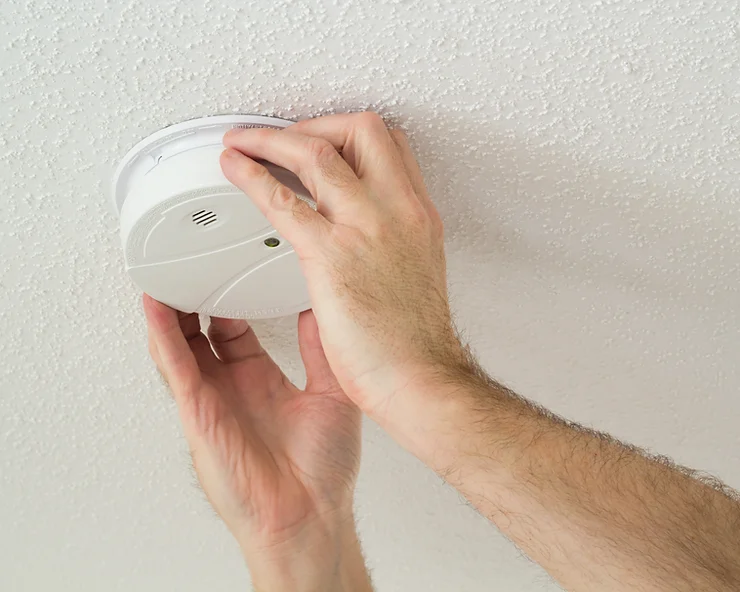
220,113,466,431
220,112,740,592
143,300,373,592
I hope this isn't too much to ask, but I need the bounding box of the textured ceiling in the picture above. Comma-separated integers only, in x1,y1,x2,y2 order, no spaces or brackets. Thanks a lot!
2,0,739,590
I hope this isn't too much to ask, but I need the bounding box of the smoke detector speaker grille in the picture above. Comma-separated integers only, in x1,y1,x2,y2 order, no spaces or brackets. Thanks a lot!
192,209,218,227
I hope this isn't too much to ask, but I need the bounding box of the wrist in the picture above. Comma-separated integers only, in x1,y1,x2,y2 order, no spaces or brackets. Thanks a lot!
382,350,516,475
241,515,372,592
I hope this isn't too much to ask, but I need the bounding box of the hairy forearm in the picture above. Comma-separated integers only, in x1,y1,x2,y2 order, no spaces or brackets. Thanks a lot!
242,518,373,592
386,357,740,592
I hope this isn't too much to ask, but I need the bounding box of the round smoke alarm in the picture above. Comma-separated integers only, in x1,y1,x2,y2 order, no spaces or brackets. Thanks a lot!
112,114,312,319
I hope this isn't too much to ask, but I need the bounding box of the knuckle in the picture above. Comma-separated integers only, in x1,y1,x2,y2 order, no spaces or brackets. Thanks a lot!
356,111,386,130
268,182,296,209
331,223,373,251
249,159,271,178
306,137,335,165
363,217,385,239
307,139,358,191
236,157,269,183
401,196,445,238
251,128,274,143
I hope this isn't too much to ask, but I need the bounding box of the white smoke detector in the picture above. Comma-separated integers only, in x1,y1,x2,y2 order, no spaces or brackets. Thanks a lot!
112,115,312,319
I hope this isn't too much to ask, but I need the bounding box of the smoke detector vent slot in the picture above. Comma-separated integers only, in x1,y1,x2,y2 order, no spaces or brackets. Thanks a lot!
192,209,218,227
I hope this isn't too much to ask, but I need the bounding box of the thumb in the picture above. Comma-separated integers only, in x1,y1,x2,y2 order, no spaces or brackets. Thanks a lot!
142,294,202,402
297,309,341,395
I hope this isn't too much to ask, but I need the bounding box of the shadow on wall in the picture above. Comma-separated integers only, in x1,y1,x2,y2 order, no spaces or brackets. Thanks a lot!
399,109,739,313
255,106,739,362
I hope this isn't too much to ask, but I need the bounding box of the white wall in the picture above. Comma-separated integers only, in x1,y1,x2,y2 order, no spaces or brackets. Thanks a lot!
1,1,738,590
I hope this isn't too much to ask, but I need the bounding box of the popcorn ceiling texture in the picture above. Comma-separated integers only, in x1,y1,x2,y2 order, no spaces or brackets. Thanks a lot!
1,0,739,590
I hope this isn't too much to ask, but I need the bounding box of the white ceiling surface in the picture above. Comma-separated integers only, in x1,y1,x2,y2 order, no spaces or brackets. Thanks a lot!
1,0,739,590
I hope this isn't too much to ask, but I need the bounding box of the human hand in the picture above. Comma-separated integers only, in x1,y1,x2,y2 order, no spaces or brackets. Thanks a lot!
220,113,465,427
143,296,371,591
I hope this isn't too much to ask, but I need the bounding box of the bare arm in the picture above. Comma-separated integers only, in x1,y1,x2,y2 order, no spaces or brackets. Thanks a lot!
143,300,373,592
392,356,740,591
220,112,740,592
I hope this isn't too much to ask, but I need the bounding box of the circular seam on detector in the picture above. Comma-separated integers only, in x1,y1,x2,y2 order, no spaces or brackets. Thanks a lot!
111,114,294,214
113,114,312,320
